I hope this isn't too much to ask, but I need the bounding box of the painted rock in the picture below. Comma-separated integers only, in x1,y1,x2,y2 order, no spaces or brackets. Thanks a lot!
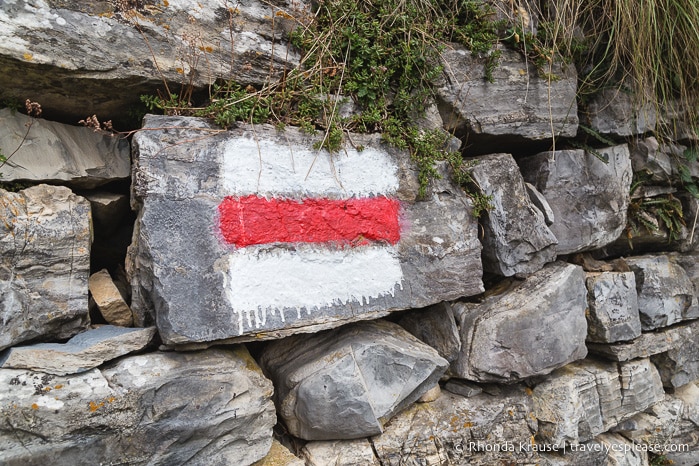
128,116,483,345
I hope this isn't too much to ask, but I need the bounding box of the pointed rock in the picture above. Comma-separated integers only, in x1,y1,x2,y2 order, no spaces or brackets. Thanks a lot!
467,153,557,276
259,320,448,440
452,262,588,382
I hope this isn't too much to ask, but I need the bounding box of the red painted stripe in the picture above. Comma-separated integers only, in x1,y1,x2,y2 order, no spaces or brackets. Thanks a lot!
218,195,401,247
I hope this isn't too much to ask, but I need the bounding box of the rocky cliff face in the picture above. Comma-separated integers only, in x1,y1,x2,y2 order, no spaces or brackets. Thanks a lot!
1,1,699,465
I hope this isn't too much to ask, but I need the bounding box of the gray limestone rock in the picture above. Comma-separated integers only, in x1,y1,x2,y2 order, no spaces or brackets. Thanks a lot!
630,137,678,184
467,153,557,276
0,108,130,188
437,45,578,141
585,272,641,343
625,254,699,330
585,87,657,137
397,302,461,363
612,395,685,445
670,250,699,298
651,332,699,388
370,386,540,466
302,439,380,466
532,359,664,446
0,185,91,351
258,320,448,440
128,115,483,345
613,382,699,466
452,262,588,383
588,319,699,362
0,0,305,124
521,145,633,254
0,326,156,375
0,347,275,466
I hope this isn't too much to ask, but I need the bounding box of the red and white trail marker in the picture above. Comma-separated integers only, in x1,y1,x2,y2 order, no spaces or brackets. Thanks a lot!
218,138,406,334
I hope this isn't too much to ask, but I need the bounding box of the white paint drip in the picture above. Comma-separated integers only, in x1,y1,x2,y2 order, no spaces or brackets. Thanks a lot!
224,245,404,334
221,138,400,198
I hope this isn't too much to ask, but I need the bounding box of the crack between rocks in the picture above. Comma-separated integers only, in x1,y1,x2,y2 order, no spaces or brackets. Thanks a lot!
368,436,385,466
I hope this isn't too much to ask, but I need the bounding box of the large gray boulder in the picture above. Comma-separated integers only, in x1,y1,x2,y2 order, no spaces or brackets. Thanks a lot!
370,386,540,466
533,359,664,446
0,185,91,351
451,262,588,382
0,326,156,376
437,45,578,142
585,271,641,343
625,254,699,330
466,153,557,276
0,108,130,187
0,0,304,124
128,115,483,346
258,320,448,440
521,145,633,254
0,347,275,466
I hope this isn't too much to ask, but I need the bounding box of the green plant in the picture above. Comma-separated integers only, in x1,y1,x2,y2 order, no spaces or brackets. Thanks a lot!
628,189,686,245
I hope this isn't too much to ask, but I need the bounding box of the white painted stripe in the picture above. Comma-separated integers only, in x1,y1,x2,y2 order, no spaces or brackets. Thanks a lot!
221,137,399,198
223,244,404,335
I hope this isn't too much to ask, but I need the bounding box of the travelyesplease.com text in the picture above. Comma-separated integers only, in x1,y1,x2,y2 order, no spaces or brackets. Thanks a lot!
454,440,689,455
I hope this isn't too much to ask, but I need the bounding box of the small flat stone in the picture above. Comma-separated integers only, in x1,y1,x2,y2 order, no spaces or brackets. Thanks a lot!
444,379,483,398
0,326,156,375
